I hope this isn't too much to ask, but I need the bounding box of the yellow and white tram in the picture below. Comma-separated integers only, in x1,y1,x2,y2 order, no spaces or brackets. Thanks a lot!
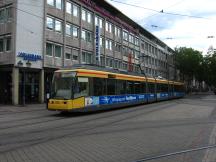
47,65,184,112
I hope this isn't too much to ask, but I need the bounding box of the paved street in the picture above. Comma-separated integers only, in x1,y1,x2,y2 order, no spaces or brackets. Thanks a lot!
0,94,216,162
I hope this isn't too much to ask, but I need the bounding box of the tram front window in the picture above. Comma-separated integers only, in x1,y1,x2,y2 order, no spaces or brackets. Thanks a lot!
51,72,76,100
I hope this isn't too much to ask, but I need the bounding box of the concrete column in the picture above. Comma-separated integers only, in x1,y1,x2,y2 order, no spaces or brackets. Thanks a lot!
12,67,19,105
39,69,44,103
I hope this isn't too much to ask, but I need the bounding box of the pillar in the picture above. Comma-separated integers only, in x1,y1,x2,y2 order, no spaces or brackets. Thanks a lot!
12,67,19,105
39,69,44,103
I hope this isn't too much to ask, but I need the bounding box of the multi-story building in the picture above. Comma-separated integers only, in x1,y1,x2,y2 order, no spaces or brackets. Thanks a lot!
0,0,175,105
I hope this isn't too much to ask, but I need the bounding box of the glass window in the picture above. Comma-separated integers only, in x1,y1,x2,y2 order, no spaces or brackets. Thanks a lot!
46,17,54,29
73,26,79,38
47,0,54,6
115,43,121,52
66,2,72,14
74,77,89,98
129,35,133,43
0,38,3,52
73,55,78,60
81,30,86,40
56,0,62,9
109,41,112,51
82,9,86,21
46,43,53,56
66,24,71,36
109,23,112,33
123,31,128,41
99,18,103,28
107,79,116,95
55,20,62,32
87,12,92,23
86,31,92,42
73,49,79,60
105,22,108,32
115,27,121,37
95,16,98,26
6,37,11,51
55,45,62,57
73,4,78,17
105,40,109,49
82,52,86,62
65,53,71,59
100,37,104,47
93,78,106,96
5,7,12,20
0,9,4,23
86,53,92,63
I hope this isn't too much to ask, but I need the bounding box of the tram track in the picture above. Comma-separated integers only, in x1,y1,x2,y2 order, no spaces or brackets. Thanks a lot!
0,100,176,134
0,101,177,154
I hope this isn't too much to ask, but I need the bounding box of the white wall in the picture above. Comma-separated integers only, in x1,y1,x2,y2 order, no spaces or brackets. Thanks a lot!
15,0,44,69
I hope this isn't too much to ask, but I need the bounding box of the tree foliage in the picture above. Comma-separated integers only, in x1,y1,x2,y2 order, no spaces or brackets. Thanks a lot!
175,47,216,87
174,47,203,81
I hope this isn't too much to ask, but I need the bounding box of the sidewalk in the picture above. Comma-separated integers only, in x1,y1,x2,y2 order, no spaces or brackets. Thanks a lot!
0,104,46,114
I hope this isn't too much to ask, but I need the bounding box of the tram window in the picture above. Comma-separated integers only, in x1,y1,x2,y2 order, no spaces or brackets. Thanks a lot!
107,79,116,95
140,82,146,93
169,84,174,93
160,84,168,92
126,81,134,94
134,82,141,94
157,83,161,92
74,77,89,98
117,80,126,95
148,83,155,93
92,78,106,96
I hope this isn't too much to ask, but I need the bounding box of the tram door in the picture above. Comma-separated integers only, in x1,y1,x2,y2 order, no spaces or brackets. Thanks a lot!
19,72,39,104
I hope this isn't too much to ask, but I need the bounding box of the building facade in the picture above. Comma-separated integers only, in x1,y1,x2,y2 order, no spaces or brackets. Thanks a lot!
0,0,176,105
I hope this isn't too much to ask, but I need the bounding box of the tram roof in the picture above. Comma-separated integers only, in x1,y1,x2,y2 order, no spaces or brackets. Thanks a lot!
56,64,183,85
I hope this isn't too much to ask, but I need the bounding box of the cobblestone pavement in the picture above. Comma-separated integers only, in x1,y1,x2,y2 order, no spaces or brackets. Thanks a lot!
0,94,216,162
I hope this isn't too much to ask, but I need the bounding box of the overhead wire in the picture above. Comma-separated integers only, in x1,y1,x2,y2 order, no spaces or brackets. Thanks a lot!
109,0,211,20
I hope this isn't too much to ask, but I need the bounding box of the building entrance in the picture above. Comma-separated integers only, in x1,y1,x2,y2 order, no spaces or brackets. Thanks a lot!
19,71,39,104
0,71,12,104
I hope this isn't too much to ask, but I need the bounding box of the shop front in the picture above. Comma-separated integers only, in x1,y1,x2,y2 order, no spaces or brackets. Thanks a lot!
18,70,40,104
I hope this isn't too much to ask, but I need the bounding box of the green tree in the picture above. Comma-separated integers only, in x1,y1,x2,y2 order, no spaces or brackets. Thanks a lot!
204,53,216,86
174,47,203,82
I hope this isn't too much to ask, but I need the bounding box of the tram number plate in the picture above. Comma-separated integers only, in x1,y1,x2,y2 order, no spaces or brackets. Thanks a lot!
55,101,60,104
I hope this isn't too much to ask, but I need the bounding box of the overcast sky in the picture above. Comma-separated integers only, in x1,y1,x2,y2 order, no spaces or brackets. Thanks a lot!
106,0,216,54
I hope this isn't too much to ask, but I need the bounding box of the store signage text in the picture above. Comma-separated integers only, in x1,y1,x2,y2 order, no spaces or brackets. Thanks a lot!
17,52,42,61
95,25,100,62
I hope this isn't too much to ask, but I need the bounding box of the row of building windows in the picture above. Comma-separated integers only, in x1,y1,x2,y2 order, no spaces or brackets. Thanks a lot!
66,1,79,17
47,0,140,45
0,6,12,23
46,0,171,73
0,36,11,52
45,42,141,72
47,0,63,10
46,0,170,63
46,20,168,64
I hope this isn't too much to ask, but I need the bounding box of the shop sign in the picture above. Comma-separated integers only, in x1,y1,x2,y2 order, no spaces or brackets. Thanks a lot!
95,25,100,63
17,52,42,61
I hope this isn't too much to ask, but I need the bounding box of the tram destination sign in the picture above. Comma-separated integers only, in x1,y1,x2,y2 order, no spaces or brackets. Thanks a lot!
17,52,42,61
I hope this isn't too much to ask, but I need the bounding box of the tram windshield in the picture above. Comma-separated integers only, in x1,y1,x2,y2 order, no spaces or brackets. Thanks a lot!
51,72,76,100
